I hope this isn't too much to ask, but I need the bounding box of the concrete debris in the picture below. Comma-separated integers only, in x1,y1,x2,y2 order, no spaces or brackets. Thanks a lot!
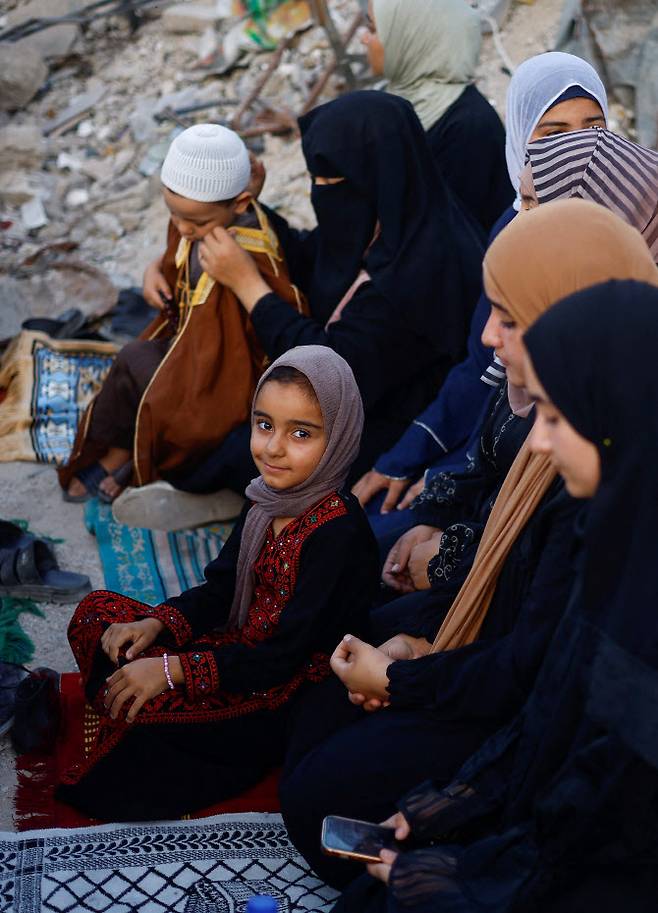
0,124,46,171
0,43,48,111
65,188,90,208
163,3,225,33
6,0,82,60
20,197,49,231
43,80,107,137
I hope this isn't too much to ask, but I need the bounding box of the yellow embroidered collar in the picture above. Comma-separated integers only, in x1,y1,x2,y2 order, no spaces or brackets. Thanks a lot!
174,200,281,308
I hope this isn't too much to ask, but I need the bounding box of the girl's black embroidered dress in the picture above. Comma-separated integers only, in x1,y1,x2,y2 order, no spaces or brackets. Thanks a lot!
57,491,378,821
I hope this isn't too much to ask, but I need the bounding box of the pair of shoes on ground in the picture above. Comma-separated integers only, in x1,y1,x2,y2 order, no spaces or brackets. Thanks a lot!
0,520,90,603
112,481,245,532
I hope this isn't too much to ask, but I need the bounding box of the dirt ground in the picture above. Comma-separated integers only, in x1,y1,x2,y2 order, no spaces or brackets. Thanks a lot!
0,0,567,831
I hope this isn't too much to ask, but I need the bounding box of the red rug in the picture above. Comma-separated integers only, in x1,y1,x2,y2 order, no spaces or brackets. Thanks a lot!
14,672,281,831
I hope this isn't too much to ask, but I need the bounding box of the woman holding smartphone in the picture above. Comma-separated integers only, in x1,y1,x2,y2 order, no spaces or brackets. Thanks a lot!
333,280,658,913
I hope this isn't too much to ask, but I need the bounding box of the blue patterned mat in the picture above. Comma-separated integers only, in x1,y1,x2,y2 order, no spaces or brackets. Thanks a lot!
84,500,233,604
0,331,117,464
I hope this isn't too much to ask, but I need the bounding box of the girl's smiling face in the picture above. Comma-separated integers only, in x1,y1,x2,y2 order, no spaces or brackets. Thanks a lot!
251,380,327,490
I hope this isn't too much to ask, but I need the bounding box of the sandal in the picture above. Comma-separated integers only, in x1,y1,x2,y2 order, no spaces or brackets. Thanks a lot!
0,539,90,603
63,462,109,503
0,520,35,566
22,307,87,340
64,461,133,505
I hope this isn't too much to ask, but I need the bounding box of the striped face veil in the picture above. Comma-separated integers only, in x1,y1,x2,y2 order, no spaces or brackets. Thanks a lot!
504,51,608,207
525,128,658,263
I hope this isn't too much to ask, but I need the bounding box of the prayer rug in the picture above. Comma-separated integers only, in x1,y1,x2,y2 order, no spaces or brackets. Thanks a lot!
0,813,338,912
84,500,234,604
0,330,117,464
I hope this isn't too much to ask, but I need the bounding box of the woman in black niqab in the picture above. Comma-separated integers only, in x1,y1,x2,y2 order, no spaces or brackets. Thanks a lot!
333,279,658,913
179,91,484,492
297,90,484,349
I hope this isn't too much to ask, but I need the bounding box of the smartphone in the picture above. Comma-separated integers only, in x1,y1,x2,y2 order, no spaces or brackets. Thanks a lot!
321,815,400,863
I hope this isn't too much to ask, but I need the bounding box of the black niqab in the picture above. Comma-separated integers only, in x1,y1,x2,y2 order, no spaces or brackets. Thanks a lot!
299,90,483,359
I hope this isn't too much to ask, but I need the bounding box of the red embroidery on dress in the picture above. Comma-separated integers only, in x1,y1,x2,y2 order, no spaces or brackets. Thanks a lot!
64,493,346,783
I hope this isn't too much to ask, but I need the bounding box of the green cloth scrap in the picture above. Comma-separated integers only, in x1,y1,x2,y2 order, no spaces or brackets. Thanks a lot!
0,597,44,665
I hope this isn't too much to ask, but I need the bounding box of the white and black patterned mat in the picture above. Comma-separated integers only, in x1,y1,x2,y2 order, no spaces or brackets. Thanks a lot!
0,813,339,912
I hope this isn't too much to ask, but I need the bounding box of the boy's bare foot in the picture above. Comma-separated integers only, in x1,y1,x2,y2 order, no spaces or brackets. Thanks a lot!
67,477,88,499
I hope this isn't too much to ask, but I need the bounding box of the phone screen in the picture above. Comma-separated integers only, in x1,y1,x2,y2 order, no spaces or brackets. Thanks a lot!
321,816,398,861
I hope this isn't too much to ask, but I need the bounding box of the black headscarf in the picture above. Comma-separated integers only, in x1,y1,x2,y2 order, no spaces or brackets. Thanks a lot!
525,279,658,765
298,90,484,359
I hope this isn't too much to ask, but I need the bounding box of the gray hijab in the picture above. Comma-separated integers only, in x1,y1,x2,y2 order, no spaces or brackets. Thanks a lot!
374,0,481,131
228,345,364,629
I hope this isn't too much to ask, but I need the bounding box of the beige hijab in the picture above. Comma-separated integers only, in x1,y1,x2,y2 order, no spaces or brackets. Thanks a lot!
374,0,481,131
432,200,658,652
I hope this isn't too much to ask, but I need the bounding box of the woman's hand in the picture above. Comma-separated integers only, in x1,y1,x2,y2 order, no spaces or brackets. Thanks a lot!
199,227,271,311
407,534,443,591
348,634,431,711
365,812,410,883
101,618,165,664
397,476,425,510
367,848,398,884
382,525,442,591
143,256,172,310
352,470,412,513
331,635,391,702
104,655,182,723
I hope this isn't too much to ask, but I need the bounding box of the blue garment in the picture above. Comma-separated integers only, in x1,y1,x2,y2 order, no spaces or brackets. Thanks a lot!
375,205,516,483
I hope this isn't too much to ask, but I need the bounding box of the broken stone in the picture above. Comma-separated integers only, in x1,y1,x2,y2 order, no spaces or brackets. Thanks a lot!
76,119,94,138
43,81,107,137
163,3,223,33
0,44,48,111
92,211,124,238
57,151,83,171
65,187,90,208
0,171,39,205
8,0,81,61
21,197,49,231
0,124,46,171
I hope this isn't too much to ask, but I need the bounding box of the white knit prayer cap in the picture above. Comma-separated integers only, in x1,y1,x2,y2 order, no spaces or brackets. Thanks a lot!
505,52,608,208
160,123,251,202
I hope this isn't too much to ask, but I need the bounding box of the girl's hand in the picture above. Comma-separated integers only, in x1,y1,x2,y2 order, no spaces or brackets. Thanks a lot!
330,635,391,701
198,227,271,311
101,618,165,664
104,656,178,723
367,848,398,884
143,257,172,310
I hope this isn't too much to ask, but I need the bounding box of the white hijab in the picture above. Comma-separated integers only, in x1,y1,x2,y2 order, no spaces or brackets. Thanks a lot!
374,0,482,131
505,51,608,209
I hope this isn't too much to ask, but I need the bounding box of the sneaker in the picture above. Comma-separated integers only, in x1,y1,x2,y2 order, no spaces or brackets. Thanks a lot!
112,481,245,531
0,661,29,738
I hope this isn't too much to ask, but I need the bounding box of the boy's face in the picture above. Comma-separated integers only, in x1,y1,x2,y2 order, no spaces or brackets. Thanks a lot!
162,186,250,241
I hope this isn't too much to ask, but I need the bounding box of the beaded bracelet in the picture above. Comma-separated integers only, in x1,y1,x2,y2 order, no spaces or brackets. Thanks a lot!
163,653,175,690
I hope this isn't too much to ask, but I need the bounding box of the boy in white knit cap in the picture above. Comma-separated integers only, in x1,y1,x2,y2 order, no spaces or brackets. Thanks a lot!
59,124,304,504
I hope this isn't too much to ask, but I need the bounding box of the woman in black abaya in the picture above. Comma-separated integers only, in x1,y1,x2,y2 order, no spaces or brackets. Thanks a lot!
172,91,484,492
333,279,658,913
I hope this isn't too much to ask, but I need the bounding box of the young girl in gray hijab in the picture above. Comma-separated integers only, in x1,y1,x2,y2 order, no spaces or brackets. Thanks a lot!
57,346,379,822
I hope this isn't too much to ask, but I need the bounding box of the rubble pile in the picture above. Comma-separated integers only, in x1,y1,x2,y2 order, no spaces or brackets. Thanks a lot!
0,0,365,302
